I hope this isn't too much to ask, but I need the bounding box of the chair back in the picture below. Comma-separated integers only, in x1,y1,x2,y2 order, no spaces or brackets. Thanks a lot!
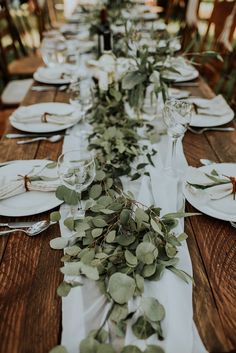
201,0,236,52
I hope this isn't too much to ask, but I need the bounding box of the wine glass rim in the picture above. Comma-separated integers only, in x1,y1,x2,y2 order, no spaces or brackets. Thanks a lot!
58,149,95,167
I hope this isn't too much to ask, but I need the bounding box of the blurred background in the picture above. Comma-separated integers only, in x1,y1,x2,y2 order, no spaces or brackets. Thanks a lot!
0,0,235,133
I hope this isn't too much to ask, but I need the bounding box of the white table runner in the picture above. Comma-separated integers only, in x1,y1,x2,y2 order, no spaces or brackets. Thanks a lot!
59,121,207,353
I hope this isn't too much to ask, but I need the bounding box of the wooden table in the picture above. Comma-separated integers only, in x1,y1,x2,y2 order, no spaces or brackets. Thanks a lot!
0,79,236,353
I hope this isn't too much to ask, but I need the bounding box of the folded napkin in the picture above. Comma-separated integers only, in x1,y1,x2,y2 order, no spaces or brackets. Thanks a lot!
163,57,197,80
186,166,233,200
187,95,233,117
36,66,75,81
0,174,60,201
13,106,80,125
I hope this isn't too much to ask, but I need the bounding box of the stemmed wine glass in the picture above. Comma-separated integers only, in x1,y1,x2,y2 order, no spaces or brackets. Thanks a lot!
68,78,94,141
58,149,96,219
162,99,194,176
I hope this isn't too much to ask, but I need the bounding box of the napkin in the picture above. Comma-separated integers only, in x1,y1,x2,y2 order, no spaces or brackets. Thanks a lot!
186,166,232,200
0,174,60,200
187,95,233,117
12,106,80,125
163,57,198,80
36,66,75,81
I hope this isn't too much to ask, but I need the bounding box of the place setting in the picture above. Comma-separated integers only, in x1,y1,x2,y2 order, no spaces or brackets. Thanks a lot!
9,102,81,132
184,163,236,223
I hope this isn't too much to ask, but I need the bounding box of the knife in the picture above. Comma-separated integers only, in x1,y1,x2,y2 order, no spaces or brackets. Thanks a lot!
5,133,66,139
0,222,36,229
0,160,21,167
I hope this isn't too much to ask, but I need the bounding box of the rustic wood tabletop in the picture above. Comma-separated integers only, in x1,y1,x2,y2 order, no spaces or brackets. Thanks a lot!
0,78,235,353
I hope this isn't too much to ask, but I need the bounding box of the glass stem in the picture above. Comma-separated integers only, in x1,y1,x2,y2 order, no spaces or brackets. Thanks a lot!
171,137,178,171
70,193,84,219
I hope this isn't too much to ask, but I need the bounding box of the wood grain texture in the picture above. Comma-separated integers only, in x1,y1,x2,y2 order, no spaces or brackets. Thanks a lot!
0,85,63,353
0,78,236,353
183,79,236,352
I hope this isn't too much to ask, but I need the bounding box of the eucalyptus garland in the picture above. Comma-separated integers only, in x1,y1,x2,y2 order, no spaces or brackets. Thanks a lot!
48,3,196,353
50,168,193,353
88,85,157,179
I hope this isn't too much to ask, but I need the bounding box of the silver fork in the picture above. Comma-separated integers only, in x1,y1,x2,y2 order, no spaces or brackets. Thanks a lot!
188,127,235,134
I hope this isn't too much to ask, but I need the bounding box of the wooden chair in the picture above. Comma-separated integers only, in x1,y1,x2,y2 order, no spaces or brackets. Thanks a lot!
0,0,43,81
198,0,236,90
201,0,236,53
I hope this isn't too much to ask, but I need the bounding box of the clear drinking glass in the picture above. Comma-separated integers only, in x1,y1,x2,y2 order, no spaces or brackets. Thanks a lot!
41,36,68,67
58,149,96,219
68,78,94,141
68,78,94,113
162,99,193,175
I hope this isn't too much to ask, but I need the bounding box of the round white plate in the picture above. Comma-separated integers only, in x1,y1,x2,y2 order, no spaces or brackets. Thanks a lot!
184,163,236,222
33,66,76,85
189,97,234,127
0,160,62,217
10,102,79,133
166,69,199,83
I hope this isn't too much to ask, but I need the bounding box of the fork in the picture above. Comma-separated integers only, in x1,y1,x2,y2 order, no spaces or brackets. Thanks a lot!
188,127,235,134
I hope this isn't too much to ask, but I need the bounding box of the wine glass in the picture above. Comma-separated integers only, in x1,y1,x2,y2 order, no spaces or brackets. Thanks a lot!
58,149,96,219
68,78,94,141
162,99,193,175
41,35,67,67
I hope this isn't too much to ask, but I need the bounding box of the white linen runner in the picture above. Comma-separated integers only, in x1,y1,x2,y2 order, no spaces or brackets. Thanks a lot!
59,121,207,352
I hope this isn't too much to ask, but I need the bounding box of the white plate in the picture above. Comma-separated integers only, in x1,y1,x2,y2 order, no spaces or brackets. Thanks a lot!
184,163,236,222
10,102,79,133
33,66,76,85
165,69,199,83
189,97,234,127
0,160,62,217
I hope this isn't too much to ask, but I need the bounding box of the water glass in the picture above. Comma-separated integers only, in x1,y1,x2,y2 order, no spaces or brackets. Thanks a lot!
162,99,193,175
41,36,67,67
58,149,96,219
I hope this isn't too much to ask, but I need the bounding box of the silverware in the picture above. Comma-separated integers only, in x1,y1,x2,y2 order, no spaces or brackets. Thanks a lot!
0,160,20,167
173,82,199,87
200,159,217,166
5,133,67,139
6,133,50,139
17,135,63,144
188,127,235,134
0,221,36,228
31,85,68,92
0,220,57,237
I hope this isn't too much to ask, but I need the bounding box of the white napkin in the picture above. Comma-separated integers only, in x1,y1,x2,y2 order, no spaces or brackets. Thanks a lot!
187,95,233,117
0,175,59,200
13,106,81,125
164,57,198,79
36,66,75,81
186,166,232,200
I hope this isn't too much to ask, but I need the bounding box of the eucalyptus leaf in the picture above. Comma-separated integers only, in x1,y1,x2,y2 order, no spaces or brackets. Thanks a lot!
49,345,68,353
110,304,128,322
50,237,68,250
64,217,75,231
50,211,61,222
89,184,103,199
97,344,116,353
57,282,72,297
136,242,158,264
132,316,155,339
121,346,142,353
108,273,136,304
141,297,165,321
80,337,99,353
144,345,165,353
